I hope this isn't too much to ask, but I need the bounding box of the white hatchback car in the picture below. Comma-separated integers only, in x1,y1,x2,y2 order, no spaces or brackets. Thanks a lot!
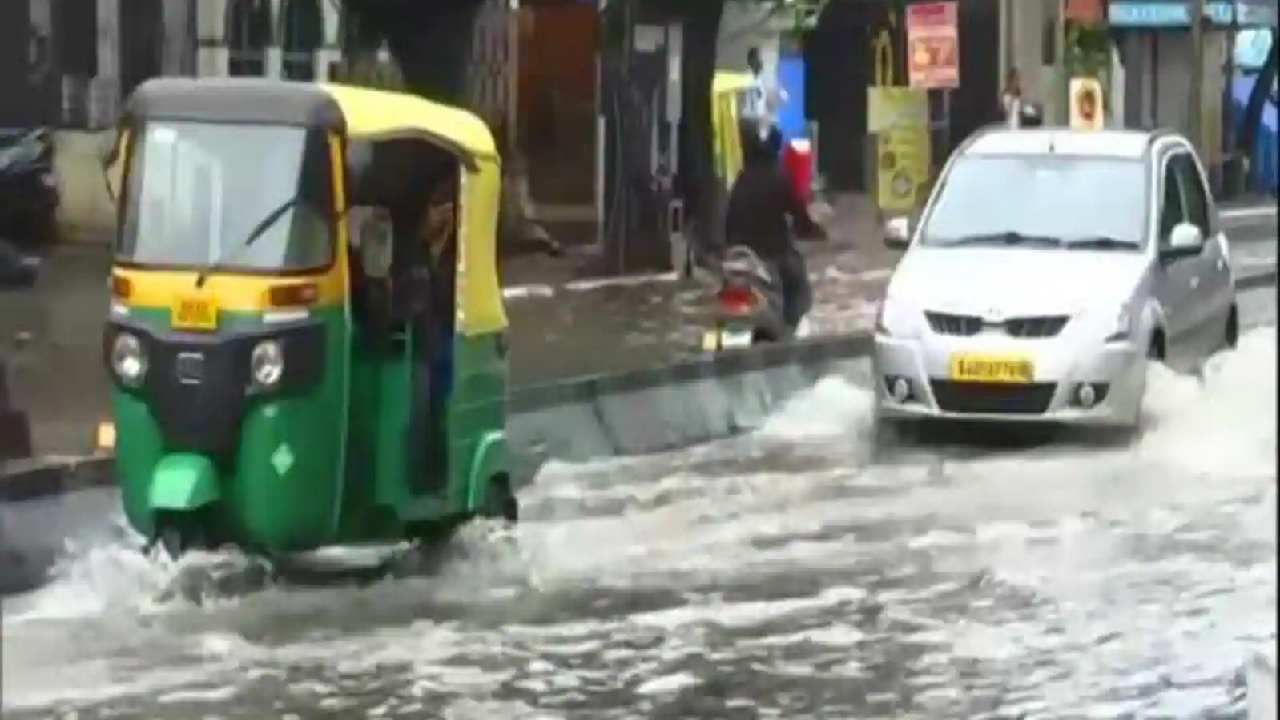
873,128,1238,429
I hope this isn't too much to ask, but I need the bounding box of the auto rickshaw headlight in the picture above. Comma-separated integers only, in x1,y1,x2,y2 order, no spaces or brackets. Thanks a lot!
250,340,285,389
110,333,147,386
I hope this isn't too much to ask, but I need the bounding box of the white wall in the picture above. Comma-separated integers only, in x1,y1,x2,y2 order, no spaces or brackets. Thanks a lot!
1004,0,1066,124
161,0,196,76
716,3,782,79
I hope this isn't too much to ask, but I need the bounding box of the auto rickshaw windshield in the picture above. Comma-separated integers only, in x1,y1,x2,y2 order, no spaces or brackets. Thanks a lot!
117,121,335,272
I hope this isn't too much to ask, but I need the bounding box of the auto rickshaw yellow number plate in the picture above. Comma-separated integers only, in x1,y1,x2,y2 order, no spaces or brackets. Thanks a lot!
948,354,1034,384
172,295,219,332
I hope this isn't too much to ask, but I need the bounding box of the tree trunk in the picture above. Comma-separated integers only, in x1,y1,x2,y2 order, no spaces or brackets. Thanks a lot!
678,0,726,263
355,0,484,103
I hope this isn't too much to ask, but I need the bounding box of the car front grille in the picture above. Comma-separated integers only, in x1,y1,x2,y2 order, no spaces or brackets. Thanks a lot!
929,381,1057,415
1005,316,1070,338
926,311,1070,338
925,311,982,336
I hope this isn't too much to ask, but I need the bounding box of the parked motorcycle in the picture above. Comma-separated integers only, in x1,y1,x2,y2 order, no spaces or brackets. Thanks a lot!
702,245,806,352
0,128,59,246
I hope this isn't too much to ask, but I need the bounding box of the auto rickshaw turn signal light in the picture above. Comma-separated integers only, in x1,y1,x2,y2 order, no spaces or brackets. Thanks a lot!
267,283,319,308
110,274,133,300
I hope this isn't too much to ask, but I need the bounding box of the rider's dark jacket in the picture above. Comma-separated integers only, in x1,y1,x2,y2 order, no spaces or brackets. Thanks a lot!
724,129,819,262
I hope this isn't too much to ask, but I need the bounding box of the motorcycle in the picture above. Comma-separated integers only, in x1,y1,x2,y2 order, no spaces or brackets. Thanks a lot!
702,245,807,352
0,128,59,246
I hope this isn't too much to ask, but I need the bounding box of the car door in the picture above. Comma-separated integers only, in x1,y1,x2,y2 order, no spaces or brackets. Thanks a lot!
1172,150,1234,355
1172,150,1233,351
1152,148,1200,366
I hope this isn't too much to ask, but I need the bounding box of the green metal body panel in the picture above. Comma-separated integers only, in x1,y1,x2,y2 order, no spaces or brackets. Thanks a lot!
110,304,510,554
148,453,220,510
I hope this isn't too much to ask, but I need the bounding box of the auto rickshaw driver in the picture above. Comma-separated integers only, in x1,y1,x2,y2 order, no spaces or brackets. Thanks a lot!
405,167,459,492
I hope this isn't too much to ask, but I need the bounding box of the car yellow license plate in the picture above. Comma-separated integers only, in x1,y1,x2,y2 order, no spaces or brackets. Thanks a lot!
948,354,1034,384
171,295,218,331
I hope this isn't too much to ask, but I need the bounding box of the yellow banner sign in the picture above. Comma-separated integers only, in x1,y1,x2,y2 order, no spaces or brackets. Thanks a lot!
867,86,928,134
877,125,931,213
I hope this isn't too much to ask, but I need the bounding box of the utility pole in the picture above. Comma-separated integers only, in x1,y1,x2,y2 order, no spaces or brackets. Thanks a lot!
1187,0,1205,156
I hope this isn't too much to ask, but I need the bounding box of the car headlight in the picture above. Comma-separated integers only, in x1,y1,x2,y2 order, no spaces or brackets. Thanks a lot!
1105,306,1133,343
250,340,285,389
875,296,919,338
110,333,147,386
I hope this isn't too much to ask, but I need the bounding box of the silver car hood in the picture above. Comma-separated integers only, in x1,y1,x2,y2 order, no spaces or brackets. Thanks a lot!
887,246,1150,317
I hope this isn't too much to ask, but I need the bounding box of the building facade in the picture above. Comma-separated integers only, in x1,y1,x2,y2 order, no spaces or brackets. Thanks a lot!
0,0,195,127
195,0,342,84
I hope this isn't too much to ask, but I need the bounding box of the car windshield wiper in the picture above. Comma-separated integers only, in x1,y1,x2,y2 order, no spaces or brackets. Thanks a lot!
1064,235,1141,250
938,231,1062,248
194,196,299,288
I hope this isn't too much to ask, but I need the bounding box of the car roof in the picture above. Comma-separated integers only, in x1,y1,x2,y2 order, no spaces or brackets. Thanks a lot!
963,127,1172,160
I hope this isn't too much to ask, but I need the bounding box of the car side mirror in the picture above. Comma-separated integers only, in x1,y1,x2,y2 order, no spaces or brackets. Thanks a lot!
351,206,394,279
1162,222,1204,261
884,216,912,249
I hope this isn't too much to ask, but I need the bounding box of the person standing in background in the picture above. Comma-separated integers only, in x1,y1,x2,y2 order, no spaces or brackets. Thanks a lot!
1002,67,1024,129
742,47,789,133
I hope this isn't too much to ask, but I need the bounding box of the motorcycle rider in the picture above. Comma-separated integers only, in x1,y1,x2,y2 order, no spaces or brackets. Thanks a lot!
724,121,825,329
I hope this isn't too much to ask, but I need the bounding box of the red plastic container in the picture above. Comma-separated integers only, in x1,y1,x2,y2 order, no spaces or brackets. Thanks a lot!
782,138,814,206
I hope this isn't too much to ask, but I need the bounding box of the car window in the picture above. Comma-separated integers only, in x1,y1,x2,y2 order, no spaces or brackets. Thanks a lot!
919,155,1148,247
1172,152,1210,236
1158,156,1185,245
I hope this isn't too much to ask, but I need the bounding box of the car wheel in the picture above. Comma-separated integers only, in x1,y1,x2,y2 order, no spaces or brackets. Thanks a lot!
1224,305,1239,350
1148,330,1165,362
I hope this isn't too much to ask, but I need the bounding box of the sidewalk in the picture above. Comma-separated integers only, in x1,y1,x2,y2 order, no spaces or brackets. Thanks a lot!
501,193,898,384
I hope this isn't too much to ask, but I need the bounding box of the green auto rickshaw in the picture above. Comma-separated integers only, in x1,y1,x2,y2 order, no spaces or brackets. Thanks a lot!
103,78,515,559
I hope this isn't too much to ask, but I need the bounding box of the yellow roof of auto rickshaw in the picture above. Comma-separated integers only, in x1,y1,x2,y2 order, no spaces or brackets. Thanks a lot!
122,77,497,164
713,71,754,95
318,82,498,162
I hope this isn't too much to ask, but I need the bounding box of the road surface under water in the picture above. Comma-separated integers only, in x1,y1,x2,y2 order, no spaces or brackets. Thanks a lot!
2,323,1276,719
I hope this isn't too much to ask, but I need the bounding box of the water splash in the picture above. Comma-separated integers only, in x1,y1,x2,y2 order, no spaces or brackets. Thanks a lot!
1,329,1274,717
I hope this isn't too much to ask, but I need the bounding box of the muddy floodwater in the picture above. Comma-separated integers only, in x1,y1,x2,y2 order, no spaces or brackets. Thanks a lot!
3,327,1276,719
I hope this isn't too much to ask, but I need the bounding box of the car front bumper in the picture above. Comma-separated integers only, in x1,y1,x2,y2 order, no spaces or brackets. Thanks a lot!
872,331,1146,427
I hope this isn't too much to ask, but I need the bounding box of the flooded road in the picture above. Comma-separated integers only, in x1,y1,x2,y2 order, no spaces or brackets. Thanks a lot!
3,323,1275,719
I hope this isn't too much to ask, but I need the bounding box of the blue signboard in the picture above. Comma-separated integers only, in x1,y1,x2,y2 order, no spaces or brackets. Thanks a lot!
776,53,807,144
1109,0,1277,27
1108,0,1247,27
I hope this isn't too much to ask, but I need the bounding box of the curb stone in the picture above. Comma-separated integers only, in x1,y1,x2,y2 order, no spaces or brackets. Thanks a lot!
1238,267,1277,291
0,455,114,502
0,357,33,462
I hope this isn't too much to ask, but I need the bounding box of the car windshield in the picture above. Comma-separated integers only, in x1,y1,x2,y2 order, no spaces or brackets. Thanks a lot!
117,121,334,272
921,155,1148,250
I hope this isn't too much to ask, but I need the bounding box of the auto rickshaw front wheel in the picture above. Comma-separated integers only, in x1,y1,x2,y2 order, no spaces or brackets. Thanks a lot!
485,473,519,525
153,512,213,562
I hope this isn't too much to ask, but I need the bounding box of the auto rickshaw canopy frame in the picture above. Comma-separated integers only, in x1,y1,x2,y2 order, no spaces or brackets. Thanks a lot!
120,78,508,337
